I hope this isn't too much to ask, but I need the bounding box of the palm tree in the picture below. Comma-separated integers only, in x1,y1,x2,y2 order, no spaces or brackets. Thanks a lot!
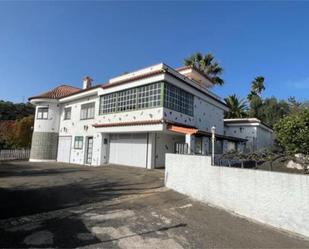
224,94,248,118
184,52,224,86
251,76,265,96
247,76,265,118
247,91,256,102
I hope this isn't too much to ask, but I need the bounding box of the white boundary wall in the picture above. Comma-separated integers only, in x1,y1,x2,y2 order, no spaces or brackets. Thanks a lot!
165,154,309,238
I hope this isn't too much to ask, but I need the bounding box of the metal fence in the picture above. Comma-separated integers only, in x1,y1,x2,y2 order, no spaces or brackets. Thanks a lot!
0,149,31,161
214,155,258,169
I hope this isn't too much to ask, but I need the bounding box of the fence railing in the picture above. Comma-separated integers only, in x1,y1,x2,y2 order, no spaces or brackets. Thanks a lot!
214,155,259,169
0,149,31,161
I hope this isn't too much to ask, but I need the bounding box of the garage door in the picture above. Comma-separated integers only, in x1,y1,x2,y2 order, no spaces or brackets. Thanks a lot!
57,136,72,163
109,133,147,168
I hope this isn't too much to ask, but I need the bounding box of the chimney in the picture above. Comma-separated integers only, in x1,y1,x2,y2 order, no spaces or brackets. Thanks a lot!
83,76,93,89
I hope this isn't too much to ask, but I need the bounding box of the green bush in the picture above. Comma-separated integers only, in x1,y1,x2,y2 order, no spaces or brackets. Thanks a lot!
274,109,309,154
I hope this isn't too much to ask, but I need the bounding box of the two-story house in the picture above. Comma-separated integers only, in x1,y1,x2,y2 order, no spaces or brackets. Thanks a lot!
29,63,248,169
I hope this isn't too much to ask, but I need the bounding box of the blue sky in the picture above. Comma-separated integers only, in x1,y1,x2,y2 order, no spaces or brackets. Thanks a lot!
0,1,308,103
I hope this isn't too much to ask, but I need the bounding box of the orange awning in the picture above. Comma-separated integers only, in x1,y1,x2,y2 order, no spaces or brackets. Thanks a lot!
167,124,198,135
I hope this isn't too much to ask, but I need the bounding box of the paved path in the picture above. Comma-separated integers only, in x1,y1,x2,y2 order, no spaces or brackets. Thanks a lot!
0,161,308,248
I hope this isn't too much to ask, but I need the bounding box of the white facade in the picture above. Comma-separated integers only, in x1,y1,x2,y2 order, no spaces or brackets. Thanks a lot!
29,63,254,168
224,118,274,152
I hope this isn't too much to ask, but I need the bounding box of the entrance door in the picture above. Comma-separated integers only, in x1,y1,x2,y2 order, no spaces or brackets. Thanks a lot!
57,136,72,163
85,137,93,165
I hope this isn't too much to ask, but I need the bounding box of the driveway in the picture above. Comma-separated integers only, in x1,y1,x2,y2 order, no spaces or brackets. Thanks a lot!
0,161,308,248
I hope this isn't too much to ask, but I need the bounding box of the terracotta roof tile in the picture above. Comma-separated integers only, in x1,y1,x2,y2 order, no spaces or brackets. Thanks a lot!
29,85,81,100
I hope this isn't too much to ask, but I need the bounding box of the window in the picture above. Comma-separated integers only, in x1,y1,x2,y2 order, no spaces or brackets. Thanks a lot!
37,107,48,120
99,82,163,114
138,83,162,109
164,83,194,116
80,102,95,120
118,88,137,111
64,107,71,120
74,136,83,149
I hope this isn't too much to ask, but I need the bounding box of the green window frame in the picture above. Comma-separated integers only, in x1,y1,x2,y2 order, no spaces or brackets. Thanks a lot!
74,136,83,149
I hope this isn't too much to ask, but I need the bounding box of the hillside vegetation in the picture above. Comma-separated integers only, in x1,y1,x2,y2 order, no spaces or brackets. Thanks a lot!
0,100,34,149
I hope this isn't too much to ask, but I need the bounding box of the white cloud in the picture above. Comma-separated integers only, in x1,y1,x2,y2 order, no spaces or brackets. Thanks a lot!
286,77,309,90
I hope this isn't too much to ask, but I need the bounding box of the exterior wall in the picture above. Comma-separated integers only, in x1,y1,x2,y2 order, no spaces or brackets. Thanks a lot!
256,126,274,151
33,103,61,133
164,74,226,135
225,125,257,152
165,154,309,238
225,124,273,152
163,96,224,135
96,108,164,125
30,132,58,160
30,102,61,161
59,95,100,165
155,133,185,167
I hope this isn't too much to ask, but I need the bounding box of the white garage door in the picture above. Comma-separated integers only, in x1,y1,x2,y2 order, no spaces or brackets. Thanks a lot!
57,136,72,163
109,133,147,168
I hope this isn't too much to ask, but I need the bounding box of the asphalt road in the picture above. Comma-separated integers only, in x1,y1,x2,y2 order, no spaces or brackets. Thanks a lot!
0,161,308,248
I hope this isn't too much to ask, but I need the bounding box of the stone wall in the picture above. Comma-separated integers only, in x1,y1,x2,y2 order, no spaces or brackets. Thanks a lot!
30,132,58,160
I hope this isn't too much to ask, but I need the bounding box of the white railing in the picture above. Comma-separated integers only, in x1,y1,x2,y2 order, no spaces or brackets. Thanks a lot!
0,149,31,161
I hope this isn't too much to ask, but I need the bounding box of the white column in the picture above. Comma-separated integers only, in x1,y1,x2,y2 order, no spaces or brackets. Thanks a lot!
146,133,156,169
92,133,103,166
185,134,195,154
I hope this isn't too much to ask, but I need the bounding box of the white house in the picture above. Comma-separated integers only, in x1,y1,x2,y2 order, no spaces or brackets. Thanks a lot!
224,118,274,152
29,63,260,169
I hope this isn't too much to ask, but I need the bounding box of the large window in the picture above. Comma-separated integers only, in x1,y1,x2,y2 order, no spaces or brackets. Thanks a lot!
138,83,161,109
118,88,137,111
99,82,162,114
80,102,95,120
64,107,71,120
99,82,194,116
164,83,194,116
37,107,48,120
74,136,83,149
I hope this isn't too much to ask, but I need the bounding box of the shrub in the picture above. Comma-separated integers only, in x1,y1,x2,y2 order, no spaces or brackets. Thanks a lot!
274,109,309,154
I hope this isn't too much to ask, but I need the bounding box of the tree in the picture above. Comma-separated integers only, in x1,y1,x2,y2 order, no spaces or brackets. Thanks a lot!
224,95,248,118
288,96,303,113
251,76,265,96
0,100,34,120
248,94,263,119
274,109,309,154
0,120,15,149
13,115,34,148
257,97,290,128
184,52,224,86
247,76,265,118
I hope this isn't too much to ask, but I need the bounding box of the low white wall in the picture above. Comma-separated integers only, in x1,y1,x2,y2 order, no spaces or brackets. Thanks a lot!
165,154,309,238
